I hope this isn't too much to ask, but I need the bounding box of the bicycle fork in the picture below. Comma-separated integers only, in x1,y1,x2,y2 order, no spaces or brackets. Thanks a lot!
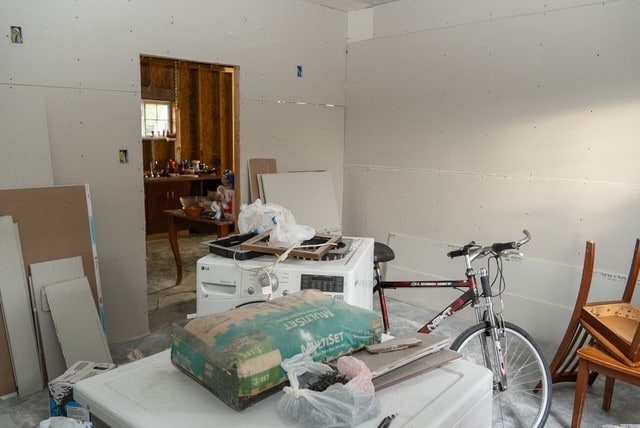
475,268,508,392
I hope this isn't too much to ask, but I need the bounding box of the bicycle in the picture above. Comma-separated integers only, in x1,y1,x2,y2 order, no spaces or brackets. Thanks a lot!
373,230,552,428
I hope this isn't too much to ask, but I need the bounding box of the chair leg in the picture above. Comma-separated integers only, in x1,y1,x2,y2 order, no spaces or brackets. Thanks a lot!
572,359,590,428
602,377,615,411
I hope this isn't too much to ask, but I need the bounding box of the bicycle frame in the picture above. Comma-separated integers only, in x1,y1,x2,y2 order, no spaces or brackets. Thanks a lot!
375,262,510,388
371,230,553,427
373,235,516,335
375,275,480,335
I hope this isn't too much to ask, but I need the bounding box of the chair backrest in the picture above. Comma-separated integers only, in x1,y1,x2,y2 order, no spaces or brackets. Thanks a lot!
576,241,596,310
625,239,640,360
622,238,640,303
549,241,596,383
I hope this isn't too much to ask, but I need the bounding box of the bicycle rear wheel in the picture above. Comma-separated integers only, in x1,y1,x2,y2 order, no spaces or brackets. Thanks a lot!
450,321,552,428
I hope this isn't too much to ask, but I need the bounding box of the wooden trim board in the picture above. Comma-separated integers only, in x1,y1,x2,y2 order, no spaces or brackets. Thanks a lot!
239,232,341,260
372,348,462,390
248,158,276,202
0,216,43,396
355,333,451,378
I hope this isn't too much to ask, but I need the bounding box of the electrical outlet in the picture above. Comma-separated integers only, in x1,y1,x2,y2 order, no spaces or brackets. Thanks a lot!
11,26,23,44
119,149,129,164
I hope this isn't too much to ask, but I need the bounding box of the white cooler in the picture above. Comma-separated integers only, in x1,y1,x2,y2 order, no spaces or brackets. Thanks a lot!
74,349,491,428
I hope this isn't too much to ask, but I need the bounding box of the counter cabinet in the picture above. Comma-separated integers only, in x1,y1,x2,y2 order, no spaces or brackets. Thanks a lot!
144,176,222,235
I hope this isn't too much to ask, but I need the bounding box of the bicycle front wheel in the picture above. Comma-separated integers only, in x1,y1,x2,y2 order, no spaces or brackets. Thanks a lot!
450,321,552,428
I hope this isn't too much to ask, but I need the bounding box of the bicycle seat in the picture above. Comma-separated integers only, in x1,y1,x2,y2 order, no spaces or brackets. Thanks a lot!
374,242,395,263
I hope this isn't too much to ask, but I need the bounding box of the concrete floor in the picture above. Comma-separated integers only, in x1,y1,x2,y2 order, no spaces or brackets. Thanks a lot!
1,233,638,427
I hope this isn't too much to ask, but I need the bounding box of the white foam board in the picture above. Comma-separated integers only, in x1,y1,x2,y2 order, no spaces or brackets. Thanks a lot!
30,257,85,380
0,217,43,395
259,171,341,234
45,277,112,367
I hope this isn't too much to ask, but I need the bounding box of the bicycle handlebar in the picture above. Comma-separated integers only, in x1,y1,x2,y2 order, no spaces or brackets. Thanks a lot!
447,230,531,259
492,229,531,253
447,243,474,259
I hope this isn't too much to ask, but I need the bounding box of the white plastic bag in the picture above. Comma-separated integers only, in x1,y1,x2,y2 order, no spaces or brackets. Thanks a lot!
238,200,296,234
269,222,315,248
238,200,315,247
39,417,92,428
277,353,380,428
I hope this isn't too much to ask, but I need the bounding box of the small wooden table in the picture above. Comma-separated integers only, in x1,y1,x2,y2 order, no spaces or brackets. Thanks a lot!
163,209,234,285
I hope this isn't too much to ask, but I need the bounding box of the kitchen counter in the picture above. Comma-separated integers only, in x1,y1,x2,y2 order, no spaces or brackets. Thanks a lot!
144,175,223,235
144,174,221,182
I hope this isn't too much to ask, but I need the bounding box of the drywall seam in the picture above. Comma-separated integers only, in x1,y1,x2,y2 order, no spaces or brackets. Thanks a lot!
345,163,640,189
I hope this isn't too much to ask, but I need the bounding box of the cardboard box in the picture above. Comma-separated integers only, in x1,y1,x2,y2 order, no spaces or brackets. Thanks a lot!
171,290,382,410
48,360,115,421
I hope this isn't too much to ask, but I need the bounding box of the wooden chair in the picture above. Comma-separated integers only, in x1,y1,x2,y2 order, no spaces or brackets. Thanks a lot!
565,239,640,427
571,344,640,428
549,239,640,383
548,241,597,384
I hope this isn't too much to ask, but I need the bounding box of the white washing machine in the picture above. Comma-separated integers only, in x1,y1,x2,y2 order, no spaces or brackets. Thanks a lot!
196,237,374,315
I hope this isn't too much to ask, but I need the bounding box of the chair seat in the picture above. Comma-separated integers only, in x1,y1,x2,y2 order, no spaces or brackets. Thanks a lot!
578,346,640,380
572,345,640,427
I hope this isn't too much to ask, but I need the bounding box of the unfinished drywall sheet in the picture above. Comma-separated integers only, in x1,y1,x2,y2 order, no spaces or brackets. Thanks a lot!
343,1,640,265
45,277,112,367
5,1,348,346
0,185,107,388
0,186,102,311
30,256,85,381
44,89,149,344
0,87,54,190
260,171,341,234
240,100,345,218
0,216,43,396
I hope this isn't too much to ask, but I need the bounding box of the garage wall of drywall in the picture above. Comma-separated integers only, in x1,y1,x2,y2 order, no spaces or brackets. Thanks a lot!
344,0,640,346
1,0,347,343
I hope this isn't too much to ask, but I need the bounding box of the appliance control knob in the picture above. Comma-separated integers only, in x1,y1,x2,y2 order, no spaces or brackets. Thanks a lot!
247,286,255,295
257,271,279,291
282,289,290,296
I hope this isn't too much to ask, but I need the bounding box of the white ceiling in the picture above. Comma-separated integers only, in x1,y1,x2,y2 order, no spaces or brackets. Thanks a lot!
303,0,399,12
